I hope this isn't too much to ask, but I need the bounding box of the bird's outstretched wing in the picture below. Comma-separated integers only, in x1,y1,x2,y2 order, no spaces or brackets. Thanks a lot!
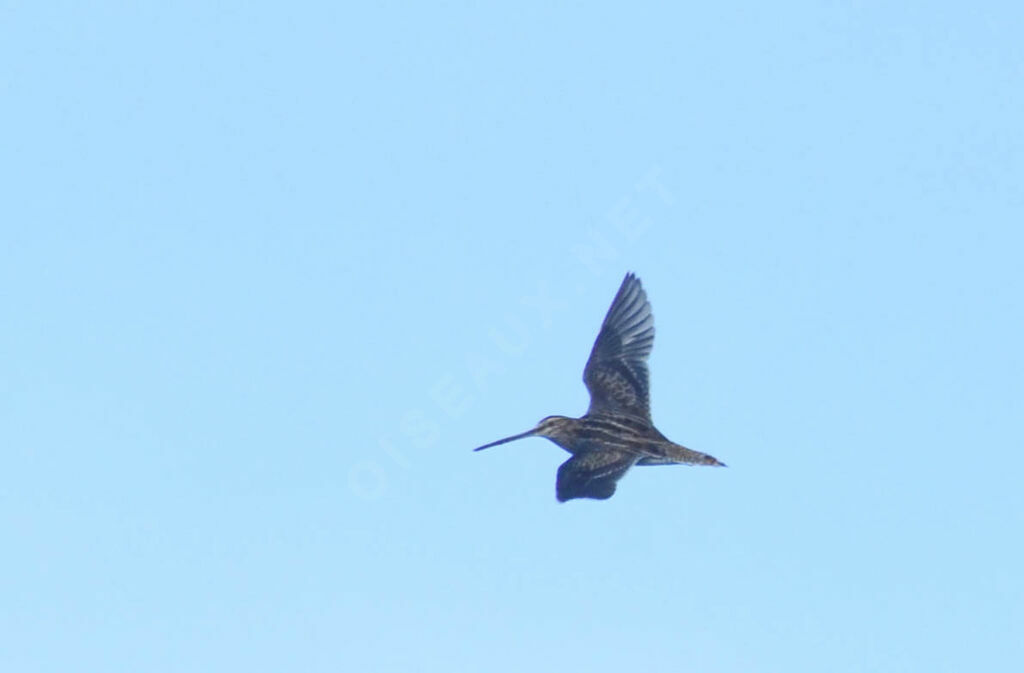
583,273,655,420
556,449,638,502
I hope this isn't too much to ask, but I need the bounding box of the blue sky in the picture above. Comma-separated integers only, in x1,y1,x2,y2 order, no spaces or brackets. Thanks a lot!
3,2,1023,671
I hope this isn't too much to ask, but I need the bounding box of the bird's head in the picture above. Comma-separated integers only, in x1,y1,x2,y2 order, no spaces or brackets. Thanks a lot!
472,415,575,452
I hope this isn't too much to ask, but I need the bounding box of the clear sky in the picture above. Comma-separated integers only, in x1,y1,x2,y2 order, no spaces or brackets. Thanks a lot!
2,3,1022,672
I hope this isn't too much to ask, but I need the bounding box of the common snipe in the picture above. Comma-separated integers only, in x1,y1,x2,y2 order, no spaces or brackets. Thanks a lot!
474,273,724,502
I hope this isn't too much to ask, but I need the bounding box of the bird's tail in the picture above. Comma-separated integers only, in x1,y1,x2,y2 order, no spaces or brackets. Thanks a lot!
637,444,726,467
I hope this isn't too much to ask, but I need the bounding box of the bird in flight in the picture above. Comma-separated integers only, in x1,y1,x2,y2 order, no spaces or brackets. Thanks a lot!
474,272,724,502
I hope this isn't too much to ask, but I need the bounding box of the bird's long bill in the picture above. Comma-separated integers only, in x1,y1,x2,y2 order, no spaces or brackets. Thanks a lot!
472,428,539,451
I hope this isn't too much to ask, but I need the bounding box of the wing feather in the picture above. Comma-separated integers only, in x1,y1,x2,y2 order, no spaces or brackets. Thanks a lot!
556,450,638,502
583,273,655,419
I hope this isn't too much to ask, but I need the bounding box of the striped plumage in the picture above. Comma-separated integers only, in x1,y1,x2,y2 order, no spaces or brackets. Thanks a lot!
474,272,724,502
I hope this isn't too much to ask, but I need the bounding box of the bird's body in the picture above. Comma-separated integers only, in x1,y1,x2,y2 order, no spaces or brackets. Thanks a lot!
474,272,724,502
